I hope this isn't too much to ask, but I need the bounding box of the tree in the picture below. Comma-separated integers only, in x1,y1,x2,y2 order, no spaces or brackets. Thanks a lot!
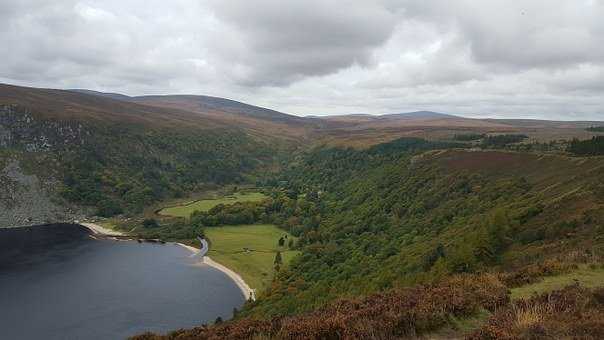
97,198,123,217
142,218,159,228
214,316,223,324
307,190,319,202
423,243,445,270
274,251,283,265
274,251,283,271
429,257,449,280
487,208,510,254
448,242,477,273
568,136,604,156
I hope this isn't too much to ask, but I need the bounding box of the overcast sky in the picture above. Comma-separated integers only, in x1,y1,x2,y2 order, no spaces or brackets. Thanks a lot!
1,0,603,120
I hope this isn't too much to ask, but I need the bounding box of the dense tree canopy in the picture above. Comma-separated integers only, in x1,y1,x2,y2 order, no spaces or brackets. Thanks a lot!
568,136,604,156
237,138,604,318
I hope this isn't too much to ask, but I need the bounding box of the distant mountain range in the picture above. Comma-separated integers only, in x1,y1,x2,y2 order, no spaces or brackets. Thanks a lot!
70,89,310,125
2,83,602,148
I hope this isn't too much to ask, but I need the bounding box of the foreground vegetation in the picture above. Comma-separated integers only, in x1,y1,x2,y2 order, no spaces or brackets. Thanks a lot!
133,273,510,339
133,262,604,339
472,284,604,339
510,264,604,300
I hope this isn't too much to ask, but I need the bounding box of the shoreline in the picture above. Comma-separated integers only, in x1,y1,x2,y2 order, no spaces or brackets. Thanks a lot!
80,222,125,236
177,243,256,301
79,222,255,300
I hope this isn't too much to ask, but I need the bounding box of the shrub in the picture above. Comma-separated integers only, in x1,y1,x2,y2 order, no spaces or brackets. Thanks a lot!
453,133,485,141
499,260,577,288
130,274,509,339
481,134,528,148
96,198,123,217
142,218,160,228
470,285,604,339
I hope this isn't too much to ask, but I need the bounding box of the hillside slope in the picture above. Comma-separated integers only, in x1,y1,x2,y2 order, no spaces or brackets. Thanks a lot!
0,84,303,225
134,139,604,338
316,111,604,148
129,95,321,140
244,143,604,316
65,89,323,140
0,84,226,128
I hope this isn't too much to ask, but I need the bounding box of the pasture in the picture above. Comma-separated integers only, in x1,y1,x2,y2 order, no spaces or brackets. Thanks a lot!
159,192,267,218
204,224,299,290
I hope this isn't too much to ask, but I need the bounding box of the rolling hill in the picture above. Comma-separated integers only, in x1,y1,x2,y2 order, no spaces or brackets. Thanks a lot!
314,110,604,148
66,88,323,140
134,138,604,339
0,83,313,225
2,82,603,224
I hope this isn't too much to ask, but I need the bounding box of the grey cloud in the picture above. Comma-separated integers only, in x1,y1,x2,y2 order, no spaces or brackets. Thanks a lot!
0,1,603,120
403,0,604,70
208,0,401,85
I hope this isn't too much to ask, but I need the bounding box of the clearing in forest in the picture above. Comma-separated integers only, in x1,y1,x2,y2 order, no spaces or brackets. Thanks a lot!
159,192,267,218
204,224,299,290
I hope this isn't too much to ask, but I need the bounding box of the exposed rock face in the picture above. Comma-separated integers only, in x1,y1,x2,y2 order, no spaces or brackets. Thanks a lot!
0,160,86,227
0,105,88,227
0,104,86,151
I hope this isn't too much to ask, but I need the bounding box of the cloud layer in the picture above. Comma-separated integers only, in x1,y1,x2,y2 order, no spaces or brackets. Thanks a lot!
1,0,603,120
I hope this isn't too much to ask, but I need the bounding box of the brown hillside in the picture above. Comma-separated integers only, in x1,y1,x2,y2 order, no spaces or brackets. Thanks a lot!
129,95,319,139
0,84,226,129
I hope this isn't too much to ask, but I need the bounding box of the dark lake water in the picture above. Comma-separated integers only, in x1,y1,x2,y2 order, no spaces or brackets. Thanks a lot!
0,224,245,340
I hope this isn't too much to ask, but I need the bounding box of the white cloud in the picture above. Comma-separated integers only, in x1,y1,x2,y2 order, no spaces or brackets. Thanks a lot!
0,0,603,120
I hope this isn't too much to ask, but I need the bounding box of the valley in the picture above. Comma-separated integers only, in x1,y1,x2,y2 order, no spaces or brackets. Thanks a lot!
1,83,604,339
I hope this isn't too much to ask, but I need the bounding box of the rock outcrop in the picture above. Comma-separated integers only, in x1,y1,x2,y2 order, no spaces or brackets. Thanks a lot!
0,105,88,227
0,160,86,227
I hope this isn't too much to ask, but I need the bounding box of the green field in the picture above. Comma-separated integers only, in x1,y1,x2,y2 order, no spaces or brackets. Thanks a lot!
204,224,299,291
158,192,267,218
511,265,604,300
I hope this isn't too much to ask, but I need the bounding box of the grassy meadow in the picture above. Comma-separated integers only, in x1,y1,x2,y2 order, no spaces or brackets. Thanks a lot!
510,264,604,300
158,192,267,218
204,224,299,290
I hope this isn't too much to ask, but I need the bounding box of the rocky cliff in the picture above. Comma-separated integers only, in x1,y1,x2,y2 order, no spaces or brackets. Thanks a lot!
0,105,88,227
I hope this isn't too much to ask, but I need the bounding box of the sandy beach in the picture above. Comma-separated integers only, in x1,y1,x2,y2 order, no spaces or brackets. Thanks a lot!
178,242,255,301
80,222,124,236
202,256,256,301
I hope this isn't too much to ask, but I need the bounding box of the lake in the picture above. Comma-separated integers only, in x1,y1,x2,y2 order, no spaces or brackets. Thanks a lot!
0,224,245,340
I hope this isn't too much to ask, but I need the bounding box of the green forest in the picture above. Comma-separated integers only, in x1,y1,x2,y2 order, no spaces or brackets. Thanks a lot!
251,141,602,313
568,136,604,156
56,124,281,216
132,136,604,339
148,137,603,321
